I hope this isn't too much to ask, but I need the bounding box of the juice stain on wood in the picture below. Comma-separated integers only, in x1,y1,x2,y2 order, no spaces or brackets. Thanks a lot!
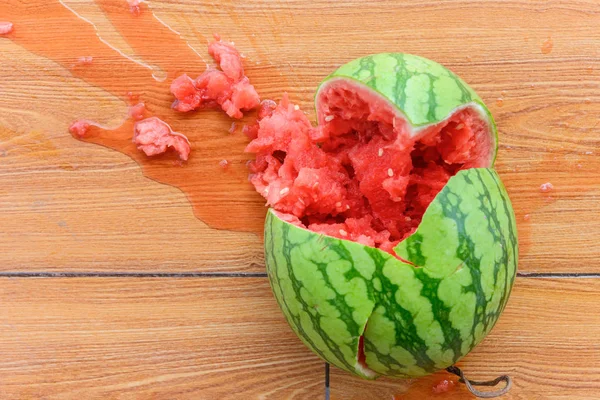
0,0,266,234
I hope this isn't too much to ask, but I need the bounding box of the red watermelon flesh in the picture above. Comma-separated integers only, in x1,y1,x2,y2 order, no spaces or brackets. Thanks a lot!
246,82,492,254
170,35,260,119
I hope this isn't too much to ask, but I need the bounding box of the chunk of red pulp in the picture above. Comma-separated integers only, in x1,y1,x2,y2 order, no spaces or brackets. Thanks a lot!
0,22,13,35
133,117,190,161
432,378,456,394
127,0,143,16
69,120,91,138
76,56,94,65
129,102,147,121
170,35,260,119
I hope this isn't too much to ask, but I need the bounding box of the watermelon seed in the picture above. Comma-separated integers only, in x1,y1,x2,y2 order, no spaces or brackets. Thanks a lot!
378,148,384,157
339,229,348,236
280,187,290,196
388,168,394,177
325,115,335,122
455,123,464,130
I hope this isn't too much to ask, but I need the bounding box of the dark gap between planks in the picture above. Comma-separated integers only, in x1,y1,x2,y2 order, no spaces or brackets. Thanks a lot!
0,272,599,278
325,363,330,400
0,272,269,278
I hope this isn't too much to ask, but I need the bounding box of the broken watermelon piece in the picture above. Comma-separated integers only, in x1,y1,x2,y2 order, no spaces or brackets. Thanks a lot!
0,22,13,35
170,35,260,119
133,117,190,161
68,120,92,138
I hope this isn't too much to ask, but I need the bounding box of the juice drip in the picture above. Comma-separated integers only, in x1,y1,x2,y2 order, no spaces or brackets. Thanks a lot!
0,0,266,233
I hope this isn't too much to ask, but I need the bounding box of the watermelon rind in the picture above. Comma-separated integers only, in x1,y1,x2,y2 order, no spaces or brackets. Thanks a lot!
315,53,498,165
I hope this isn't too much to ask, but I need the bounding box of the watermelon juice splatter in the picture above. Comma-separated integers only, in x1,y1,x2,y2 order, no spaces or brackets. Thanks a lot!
0,0,269,233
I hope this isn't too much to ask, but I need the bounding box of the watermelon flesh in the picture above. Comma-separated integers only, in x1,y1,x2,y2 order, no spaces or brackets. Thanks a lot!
247,80,493,254
170,35,260,119
133,117,191,161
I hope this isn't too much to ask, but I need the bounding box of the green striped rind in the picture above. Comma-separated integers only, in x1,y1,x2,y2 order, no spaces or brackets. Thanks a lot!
265,168,517,378
316,53,498,164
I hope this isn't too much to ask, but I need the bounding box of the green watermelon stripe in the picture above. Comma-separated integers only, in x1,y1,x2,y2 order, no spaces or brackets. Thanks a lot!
472,169,513,299
485,170,518,312
266,218,362,371
327,240,430,375
309,252,361,336
391,54,406,107
415,270,464,365
471,169,508,300
456,171,492,325
462,169,517,343
434,176,488,359
374,286,435,373
327,241,377,308
277,223,358,372
402,233,426,266
365,248,438,373
450,74,473,104
265,220,333,365
363,338,408,374
425,72,439,122
356,56,377,87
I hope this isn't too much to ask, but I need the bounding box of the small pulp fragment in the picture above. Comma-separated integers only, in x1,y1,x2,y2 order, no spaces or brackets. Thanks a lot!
540,182,554,193
69,120,91,138
133,117,190,161
0,22,13,35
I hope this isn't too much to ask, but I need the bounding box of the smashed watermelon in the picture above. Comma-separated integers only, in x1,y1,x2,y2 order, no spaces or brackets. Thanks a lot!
248,54,517,379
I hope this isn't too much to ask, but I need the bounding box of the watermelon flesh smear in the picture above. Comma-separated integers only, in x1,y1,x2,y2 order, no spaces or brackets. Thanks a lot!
247,81,492,254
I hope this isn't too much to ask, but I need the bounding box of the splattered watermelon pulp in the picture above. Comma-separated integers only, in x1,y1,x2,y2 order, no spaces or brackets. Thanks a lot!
247,70,495,255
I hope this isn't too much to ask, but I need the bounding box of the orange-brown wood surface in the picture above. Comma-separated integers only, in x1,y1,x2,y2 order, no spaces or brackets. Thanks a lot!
1,0,599,398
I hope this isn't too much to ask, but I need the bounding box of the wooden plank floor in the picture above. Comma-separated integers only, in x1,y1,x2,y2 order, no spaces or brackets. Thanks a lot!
0,278,324,399
1,0,599,398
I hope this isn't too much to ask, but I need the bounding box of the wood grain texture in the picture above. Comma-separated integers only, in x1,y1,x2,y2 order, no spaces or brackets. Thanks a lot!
1,2,600,398
0,277,324,399
0,0,599,272
331,278,600,400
